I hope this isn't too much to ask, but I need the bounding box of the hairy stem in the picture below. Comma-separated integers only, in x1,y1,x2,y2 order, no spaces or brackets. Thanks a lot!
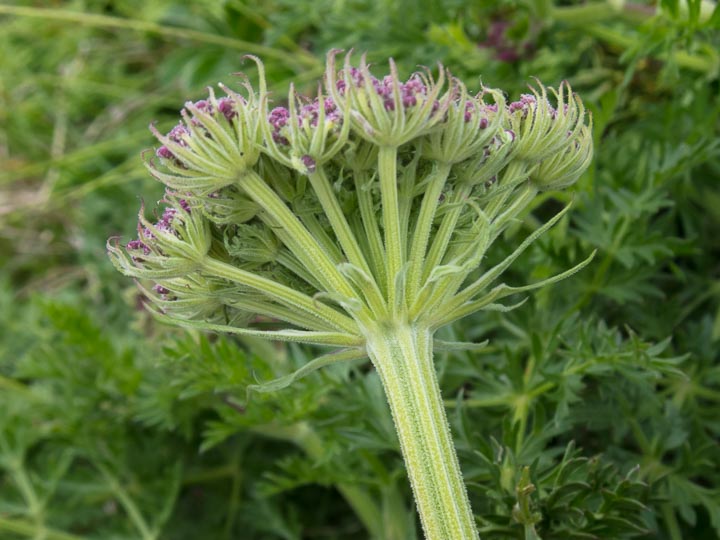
309,167,373,275
354,169,387,294
406,162,453,303
378,146,404,311
240,171,358,302
366,323,479,539
203,257,359,334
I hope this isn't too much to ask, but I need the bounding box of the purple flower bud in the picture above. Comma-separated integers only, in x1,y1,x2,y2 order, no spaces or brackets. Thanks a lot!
127,239,150,255
218,97,237,121
505,129,516,141
156,146,175,160
193,100,211,113
156,208,177,233
153,284,170,295
299,102,320,127
301,155,316,173
268,107,291,145
402,94,417,108
326,111,342,124
403,77,426,95
464,101,473,122
508,94,537,116
269,107,290,128
324,97,337,112
349,67,365,87
168,124,190,146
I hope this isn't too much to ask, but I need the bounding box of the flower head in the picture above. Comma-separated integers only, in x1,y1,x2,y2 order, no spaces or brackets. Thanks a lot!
506,80,586,163
111,52,593,341
147,83,262,194
325,51,452,147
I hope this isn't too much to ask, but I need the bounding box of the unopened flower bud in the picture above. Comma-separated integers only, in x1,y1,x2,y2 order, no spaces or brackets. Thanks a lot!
530,123,593,190
422,84,505,164
325,51,452,147
148,85,262,194
507,81,586,164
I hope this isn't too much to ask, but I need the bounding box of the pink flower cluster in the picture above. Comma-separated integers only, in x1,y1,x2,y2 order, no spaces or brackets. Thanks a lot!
126,199,190,257
338,67,429,111
508,94,537,116
462,101,491,127
155,97,238,161
268,97,342,146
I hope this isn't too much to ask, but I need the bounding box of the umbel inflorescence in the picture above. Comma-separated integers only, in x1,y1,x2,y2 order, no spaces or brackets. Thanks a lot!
109,51,593,540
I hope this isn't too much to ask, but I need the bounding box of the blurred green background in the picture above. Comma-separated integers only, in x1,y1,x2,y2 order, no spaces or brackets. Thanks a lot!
1,1,719,539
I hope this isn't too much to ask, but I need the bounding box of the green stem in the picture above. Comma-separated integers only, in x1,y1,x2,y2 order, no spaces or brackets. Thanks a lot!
308,167,373,276
488,183,538,241
290,207,344,264
221,296,332,332
0,5,319,72
354,170,387,294
98,465,155,540
0,517,85,540
378,146,404,311
431,174,535,313
276,250,325,292
422,183,473,283
408,182,474,320
251,422,387,540
203,257,359,334
240,172,358,302
406,162,453,303
366,323,479,539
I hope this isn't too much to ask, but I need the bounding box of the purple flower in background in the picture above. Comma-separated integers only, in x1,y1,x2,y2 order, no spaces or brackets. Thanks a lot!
479,19,536,63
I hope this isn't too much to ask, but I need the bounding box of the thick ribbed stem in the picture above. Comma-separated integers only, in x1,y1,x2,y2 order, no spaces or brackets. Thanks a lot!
365,323,479,540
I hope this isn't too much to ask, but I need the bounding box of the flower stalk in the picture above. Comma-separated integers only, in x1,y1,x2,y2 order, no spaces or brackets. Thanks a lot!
366,322,478,538
108,51,593,539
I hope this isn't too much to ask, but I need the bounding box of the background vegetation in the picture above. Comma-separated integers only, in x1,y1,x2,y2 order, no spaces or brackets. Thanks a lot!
1,1,719,538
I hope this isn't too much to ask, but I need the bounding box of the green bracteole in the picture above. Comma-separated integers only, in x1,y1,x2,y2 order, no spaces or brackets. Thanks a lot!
108,50,593,540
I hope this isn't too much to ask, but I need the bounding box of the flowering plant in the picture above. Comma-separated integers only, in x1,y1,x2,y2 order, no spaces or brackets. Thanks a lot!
109,51,593,539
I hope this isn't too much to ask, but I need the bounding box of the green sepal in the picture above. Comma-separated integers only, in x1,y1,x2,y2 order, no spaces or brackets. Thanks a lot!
338,263,388,318
246,347,367,397
493,250,597,297
448,202,574,309
433,339,490,353
147,306,363,347
435,250,595,327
